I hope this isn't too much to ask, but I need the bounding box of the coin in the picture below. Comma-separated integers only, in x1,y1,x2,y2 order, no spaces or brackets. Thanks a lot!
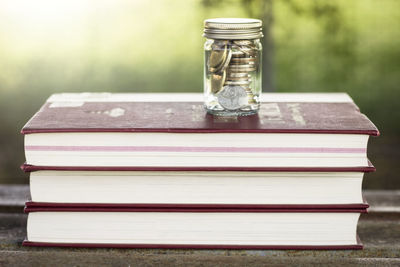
248,97,256,104
227,72,249,78
208,46,227,69
229,63,255,68
228,66,257,72
231,57,256,63
233,40,253,46
228,68,256,73
226,75,251,81
213,40,229,48
210,48,232,73
232,44,257,56
230,61,255,66
210,71,226,94
239,46,257,56
231,50,246,57
247,96,256,104
244,88,257,104
225,76,251,81
225,80,252,85
217,85,248,110
217,48,232,72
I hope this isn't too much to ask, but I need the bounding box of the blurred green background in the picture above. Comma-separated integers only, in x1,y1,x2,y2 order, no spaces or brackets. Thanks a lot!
0,0,399,188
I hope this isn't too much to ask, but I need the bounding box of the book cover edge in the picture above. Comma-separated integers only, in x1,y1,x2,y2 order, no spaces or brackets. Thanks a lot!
23,201,369,213
20,161,376,173
21,239,363,250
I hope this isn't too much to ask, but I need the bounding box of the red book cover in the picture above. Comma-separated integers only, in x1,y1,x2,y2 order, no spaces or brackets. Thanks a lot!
22,240,363,250
24,201,369,213
21,93,379,135
20,161,376,172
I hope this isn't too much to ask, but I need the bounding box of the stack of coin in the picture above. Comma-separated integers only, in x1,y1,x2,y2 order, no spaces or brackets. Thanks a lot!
226,40,257,105
208,40,258,106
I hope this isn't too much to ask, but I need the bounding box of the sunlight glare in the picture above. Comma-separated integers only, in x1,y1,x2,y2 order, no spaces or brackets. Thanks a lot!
2,0,89,27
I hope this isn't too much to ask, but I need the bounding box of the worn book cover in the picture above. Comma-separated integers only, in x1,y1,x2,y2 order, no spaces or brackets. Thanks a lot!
21,93,379,135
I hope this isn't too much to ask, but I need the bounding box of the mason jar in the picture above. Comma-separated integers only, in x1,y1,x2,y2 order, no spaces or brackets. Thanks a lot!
203,18,263,116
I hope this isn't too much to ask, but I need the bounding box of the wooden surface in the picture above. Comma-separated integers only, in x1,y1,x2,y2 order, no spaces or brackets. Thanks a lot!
0,186,399,266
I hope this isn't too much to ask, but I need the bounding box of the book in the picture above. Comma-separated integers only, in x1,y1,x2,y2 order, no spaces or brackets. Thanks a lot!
23,203,366,249
22,163,374,206
22,93,379,168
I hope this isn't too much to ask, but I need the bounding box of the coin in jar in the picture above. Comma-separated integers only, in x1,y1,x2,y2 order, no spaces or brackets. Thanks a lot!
217,85,248,110
228,63,255,68
217,48,232,72
210,48,232,73
231,50,246,57
228,65,257,72
231,57,256,63
212,40,229,48
244,88,257,104
226,76,250,81
233,40,253,46
208,45,227,69
230,61,255,66
227,72,250,78
239,46,257,56
210,71,226,94
225,80,252,85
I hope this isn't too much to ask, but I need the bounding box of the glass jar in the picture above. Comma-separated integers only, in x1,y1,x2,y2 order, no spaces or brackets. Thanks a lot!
203,18,263,116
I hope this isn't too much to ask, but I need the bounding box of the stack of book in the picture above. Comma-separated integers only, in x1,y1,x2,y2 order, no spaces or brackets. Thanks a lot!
21,93,378,249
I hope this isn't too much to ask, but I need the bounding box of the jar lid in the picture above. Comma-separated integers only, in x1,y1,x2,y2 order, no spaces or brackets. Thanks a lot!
204,18,263,40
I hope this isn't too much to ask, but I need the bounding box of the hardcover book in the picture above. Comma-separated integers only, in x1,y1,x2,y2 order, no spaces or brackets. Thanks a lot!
23,202,366,249
22,93,379,168
22,163,374,206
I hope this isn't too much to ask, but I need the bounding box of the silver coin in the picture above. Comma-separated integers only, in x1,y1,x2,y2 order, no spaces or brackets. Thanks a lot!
239,47,257,56
248,97,256,104
226,76,251,81
217,85,248,110
244,88,257,104
234,41,257,50
212,40,229,48
228,68,256,73
248,98,256,104
231,44,241,50
231,57,256,63
231,50,246,57
227,72,250,78
228,66,255,72
225,80,252,85
233,40,253,46
228,64,255,68
228,67,256,73
230,61,255,66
